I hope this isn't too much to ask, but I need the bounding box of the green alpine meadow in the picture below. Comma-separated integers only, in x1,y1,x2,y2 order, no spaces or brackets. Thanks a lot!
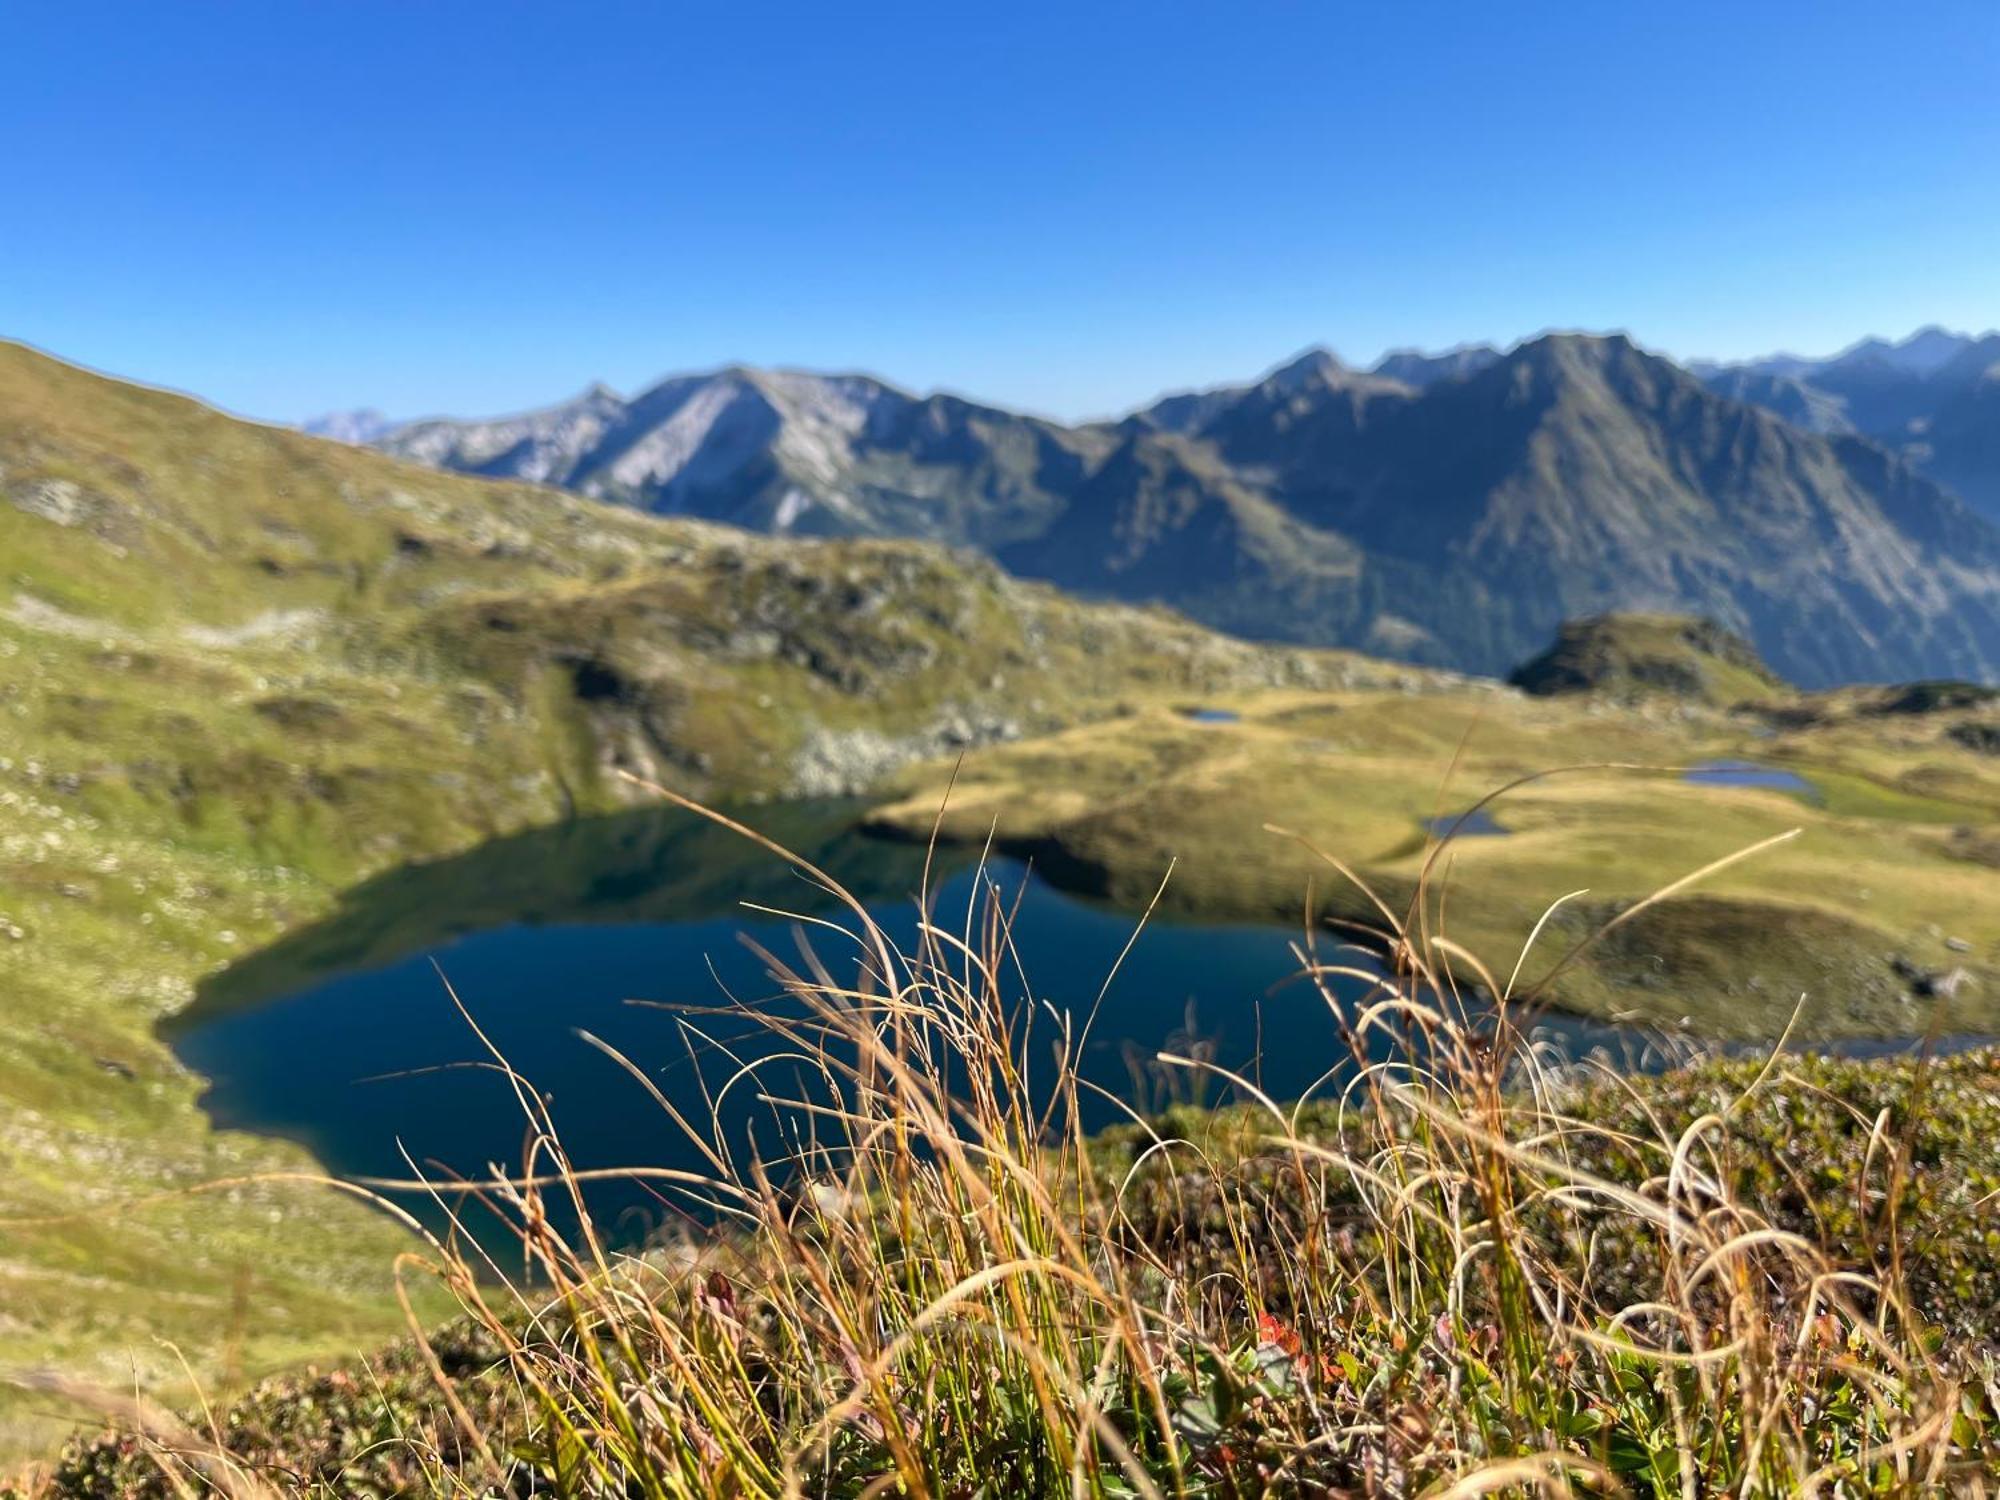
8,7,2000,1494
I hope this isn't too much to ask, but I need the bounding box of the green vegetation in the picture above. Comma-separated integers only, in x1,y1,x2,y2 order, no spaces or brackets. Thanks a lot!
863,669,2000,1037
14,840,2000,1496
0,342,1399,1456
4,343,1999,1485
1508,612,1787,706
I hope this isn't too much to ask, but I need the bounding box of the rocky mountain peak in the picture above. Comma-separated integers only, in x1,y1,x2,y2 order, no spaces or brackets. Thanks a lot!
1261,346,1347,394
301,408,397,445
1370,344,1501,388
1835,326,1978,377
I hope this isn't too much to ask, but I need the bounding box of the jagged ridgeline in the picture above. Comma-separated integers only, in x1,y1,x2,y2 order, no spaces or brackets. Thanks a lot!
358,333,2000,687
1693,325,2000,521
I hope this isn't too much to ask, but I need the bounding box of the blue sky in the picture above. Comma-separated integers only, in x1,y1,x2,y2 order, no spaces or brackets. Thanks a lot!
4,2,1997,423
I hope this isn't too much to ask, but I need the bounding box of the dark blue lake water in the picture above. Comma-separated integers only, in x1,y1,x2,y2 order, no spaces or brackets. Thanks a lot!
167,803,1637,1238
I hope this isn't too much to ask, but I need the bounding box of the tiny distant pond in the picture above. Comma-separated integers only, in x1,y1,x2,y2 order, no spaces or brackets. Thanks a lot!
1683,759,1821,801
1425,808,1508,839
170,802,1634,1239
1183,707,1241,723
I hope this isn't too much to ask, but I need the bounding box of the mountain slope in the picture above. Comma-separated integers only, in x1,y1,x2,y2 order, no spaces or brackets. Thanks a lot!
1700,328,2000,523
0,338,1416,1452
999,429,1381,650
1697,368,1854,435
1017,334,2000,684
1920,362,2000,519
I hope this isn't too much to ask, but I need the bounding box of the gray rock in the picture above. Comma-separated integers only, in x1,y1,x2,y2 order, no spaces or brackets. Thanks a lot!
1912,966,1976,1000
9,478,101,528
788,708,1022,797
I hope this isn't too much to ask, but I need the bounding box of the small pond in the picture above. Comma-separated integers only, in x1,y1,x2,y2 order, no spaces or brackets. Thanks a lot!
1425,808,1509,839
1683,759,1821,801
1183,707,1241,724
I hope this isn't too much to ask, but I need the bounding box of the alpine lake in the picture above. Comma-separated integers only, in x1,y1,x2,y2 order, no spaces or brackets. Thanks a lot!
167,799,1648,1241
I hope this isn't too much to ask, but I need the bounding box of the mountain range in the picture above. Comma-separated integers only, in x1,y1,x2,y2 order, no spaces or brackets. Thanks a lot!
376,370,1113,549
313,328,2000,686
1691,326,2000,522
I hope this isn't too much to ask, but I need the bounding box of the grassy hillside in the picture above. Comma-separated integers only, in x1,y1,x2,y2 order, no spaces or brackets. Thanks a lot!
0,343,1406,1456
1508,611,1788,706
4,341,1997,1470
863,656,2000,1038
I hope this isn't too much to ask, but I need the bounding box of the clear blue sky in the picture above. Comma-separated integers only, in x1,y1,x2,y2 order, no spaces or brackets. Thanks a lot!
5,2,1996,423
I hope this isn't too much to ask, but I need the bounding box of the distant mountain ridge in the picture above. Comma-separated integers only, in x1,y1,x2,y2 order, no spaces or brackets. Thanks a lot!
306,328,2000,687
372,367,1111,549
301,407,397,445
1009,333,2000,684
1693,326,2000,522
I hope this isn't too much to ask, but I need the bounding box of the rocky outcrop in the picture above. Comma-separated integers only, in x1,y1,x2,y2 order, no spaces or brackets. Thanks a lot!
1508,614,1787,706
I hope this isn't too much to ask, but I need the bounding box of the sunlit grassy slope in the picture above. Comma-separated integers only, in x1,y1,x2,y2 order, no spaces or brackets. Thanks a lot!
0,342,1418,1455
2,340,1996,1467
865,670,2000,1037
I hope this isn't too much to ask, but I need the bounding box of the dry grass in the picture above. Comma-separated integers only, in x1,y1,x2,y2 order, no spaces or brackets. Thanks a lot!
17,777,2000,1497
